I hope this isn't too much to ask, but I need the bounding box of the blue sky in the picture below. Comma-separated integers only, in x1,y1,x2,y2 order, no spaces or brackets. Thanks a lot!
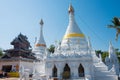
0,0,120,51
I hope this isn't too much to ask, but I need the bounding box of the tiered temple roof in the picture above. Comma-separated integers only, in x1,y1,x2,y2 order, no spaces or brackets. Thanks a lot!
1,33,36,60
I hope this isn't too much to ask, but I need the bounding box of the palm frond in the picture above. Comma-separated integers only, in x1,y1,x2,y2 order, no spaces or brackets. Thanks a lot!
118,18,120,25
107,17,120,41
112,17,120,26
107,25,116,28
117,26,120,29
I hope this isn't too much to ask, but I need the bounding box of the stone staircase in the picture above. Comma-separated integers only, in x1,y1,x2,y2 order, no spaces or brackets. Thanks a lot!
93,55,118,80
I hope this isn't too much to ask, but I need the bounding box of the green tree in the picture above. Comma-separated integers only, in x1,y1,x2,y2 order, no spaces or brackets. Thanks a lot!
95,49,120,62
115,48,120,62
48,45,55,53
108,17,120,41
95,50,108,62
0,48,3,57
101,51,109,62
95,50,103,57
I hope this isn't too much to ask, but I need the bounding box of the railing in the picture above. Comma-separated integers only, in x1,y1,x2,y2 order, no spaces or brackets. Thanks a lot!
49,77,86,80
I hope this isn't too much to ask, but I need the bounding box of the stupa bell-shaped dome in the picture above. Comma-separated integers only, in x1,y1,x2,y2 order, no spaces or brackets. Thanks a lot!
61,4,86,48
63,4,84,40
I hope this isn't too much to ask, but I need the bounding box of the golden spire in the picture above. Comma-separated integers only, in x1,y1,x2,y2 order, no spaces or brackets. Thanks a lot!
40,19,44,26
68,4,74,14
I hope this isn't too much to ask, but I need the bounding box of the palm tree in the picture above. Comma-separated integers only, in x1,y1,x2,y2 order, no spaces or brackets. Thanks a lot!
108,17,120,41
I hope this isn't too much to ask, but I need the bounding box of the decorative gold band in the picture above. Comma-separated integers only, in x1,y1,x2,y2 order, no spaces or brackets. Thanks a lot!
64,33,84,39
35,44,46,47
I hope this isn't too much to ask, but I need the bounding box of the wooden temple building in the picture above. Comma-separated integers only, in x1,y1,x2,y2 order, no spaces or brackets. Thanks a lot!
0,33,36,77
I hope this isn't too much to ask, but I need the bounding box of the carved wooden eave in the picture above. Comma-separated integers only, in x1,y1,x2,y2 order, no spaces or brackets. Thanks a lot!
0,57,35,62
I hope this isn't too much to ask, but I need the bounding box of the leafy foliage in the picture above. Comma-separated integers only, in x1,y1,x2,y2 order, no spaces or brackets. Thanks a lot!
48,45,55,53
95,50,103,57
115,49,120,62
0,48,3,57
101,51,109,62
95,50,120,62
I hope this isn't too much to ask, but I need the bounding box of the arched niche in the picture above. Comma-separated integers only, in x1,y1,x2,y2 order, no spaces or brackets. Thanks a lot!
78,64,85,77
52,65,57,77
62,63,71,79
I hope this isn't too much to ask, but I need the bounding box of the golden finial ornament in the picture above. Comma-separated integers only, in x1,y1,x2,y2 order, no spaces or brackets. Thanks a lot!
40,19,44,26
68,4,74,14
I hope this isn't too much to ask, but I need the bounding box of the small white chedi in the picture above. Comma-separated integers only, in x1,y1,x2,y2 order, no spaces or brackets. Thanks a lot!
32,4,118,80
105,42,119,76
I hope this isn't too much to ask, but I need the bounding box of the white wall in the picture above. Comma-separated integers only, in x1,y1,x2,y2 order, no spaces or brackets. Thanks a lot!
0,61,20,71
45,58,93,79
0,60,34,74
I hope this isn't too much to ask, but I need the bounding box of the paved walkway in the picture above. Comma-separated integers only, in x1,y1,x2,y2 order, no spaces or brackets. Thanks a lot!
0,78,19,80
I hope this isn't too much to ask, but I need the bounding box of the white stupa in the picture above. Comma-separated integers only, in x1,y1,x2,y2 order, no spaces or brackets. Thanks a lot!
33,19,47,59
33,4,118,80
32,19,46,80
